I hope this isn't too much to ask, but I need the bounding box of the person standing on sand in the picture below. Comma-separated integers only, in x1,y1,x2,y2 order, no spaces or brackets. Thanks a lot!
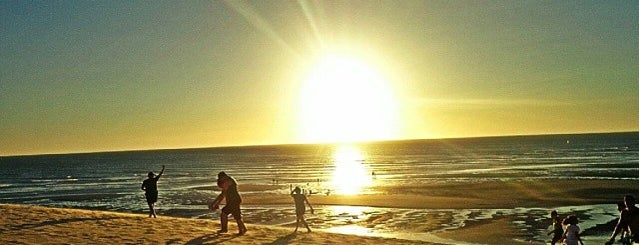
547,210,563,245
291,185,314,232
141,165,165,218
607,195,639,245
561,215,584,245
615,201,632,245
209,171,247,235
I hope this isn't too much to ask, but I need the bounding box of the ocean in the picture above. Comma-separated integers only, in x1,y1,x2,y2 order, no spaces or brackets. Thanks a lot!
2,132,638,244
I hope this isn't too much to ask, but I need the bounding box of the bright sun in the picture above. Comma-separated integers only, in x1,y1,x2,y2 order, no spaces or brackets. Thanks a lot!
298,53,399,143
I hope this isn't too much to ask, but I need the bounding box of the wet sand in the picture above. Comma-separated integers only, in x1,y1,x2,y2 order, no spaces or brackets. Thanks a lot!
237,179,637,245
241,179,639,209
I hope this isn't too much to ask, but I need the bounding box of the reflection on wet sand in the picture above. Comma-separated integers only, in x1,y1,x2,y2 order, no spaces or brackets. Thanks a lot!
330,145,373,195
204,203,618,244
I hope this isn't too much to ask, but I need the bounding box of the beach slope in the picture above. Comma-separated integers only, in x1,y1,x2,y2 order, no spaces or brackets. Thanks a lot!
0,204,439,245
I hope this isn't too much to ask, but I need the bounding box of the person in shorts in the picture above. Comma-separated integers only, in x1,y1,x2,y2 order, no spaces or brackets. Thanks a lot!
141,165,165,218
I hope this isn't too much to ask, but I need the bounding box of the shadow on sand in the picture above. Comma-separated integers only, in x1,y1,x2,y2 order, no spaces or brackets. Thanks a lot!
263,232,297,245
7,217,120,232
185,233,241,245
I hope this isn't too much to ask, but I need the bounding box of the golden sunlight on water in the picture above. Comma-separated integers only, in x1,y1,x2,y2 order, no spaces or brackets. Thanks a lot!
330,145,373,195
328,205,374,217
324,206,377,236
326,225,375,237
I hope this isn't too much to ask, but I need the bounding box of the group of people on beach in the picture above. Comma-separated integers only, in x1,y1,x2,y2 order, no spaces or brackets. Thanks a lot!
142,166,639,241
141,166,315,235
548,195,639,245
548,210,584,245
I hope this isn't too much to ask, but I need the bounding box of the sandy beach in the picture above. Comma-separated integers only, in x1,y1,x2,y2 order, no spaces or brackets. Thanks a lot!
0,204,440,245
2,178,635,244
2,0,637,242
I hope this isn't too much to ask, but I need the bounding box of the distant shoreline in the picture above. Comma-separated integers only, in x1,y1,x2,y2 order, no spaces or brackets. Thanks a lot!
3,130,638,157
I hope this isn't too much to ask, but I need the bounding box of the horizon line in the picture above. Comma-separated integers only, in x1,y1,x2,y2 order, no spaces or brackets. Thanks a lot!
2,130,638,158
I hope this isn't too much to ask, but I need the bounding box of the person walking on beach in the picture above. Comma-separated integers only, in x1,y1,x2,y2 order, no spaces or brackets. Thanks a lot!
614,201,632,245
141,165,165,218
607,195,639,245
290,185,314,232
561,215,584,245
547,210,563,245
209,171,247,235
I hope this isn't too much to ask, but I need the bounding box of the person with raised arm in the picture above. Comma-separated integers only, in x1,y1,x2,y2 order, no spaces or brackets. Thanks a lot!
141,165,165,218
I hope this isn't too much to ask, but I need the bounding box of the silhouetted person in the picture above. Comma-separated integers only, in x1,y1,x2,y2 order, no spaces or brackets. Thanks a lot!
614,201,632,244
562,215,584,245
210,171,247,235
607,195,639,245
547,210,563,245
141,165,164,218
291,186,314,232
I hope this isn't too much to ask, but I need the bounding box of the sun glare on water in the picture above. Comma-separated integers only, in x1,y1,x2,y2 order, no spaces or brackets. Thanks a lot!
298,53,399,143
330,145,372,195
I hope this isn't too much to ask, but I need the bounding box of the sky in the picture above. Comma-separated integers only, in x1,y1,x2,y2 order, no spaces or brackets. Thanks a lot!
1,0,638,156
